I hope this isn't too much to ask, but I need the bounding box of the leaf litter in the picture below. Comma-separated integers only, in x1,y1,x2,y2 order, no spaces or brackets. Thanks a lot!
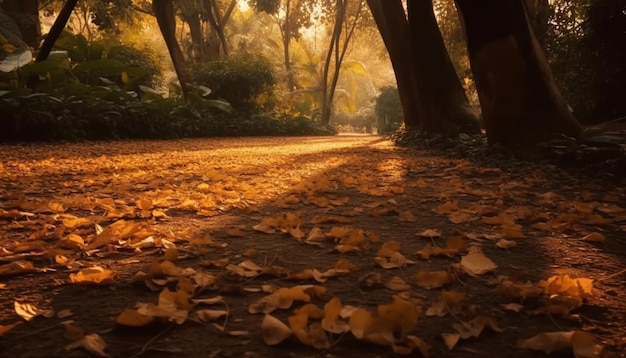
0,137,625,357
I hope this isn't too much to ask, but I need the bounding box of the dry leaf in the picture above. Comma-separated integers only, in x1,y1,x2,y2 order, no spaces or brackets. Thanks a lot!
580,232,606,243
518,331,603,357
412,270,453,289
416,229,441,238
385,276,411,292
69,266,114,285
262,314,292,345
192,309,228,322
115,309,154,327
14,302,53,321
460,247,497,275
65,333,108,357
321,297,350,334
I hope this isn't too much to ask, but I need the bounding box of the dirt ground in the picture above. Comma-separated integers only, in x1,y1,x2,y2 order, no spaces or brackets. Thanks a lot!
0,136,625,358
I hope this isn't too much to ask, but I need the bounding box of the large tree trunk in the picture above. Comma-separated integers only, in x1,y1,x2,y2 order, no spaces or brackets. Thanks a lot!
153,0,191,100
455,0,582,148
407,0,479,134
366,0,422,129
367,0,479,134
0,0,41,50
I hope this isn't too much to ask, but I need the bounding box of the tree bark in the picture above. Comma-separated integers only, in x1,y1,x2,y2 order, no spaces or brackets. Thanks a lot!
153,0,191,100
407,0,479,134
367,0,479,134
35,0,78,62
0,0,41,50
455,0,582,148
366,0,422,130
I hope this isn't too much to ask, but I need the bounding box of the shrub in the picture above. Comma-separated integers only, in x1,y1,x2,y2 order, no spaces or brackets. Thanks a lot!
0,86,333,142
191,54,276,111
375,87,403,134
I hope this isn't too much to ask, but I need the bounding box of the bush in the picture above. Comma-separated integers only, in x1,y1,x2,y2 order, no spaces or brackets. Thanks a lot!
191,54,276,111
375,87,403,134
0,86,333,142
50,32,161,89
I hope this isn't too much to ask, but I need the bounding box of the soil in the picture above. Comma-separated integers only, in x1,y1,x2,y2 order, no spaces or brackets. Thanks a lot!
0,136,625,358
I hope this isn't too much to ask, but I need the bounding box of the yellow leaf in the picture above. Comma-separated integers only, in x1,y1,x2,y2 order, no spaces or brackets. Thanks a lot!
62,217,93,229
115,309,154,327
65,334,108,357
69,266,114,285
192,309,228,322
377,295,420,339
496,238,517,249
539,275,595,299
262,314,292,345
385,276,411,292
412,270,453,289
460,247,498,275
416,229,441,238
518,331,603,357
322,297,349,334
580,232,605,243
0,261,36,277
14,301,53,321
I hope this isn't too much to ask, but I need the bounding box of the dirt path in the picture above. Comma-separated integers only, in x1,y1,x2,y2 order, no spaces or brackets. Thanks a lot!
0,136,624,358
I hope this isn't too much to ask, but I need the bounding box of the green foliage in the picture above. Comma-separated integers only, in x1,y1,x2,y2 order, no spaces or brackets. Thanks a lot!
50,32,161,89
374,87,403,134
0,86,333,141
191,54,276,111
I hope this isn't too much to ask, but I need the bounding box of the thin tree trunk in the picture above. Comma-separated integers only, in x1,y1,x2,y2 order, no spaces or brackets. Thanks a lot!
321,0,363,126
281,0,297,92
35,0,78,62
321,0,345,125
153,0,191,100
455,0,582,148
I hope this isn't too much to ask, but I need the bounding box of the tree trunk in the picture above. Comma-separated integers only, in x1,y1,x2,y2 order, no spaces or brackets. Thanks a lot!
367,0,479,134
282,0,297,92
407,0,480,134
366,0,422,130
455,0,582,148
153,0,191,100
321,0,363,126
35,0,78,62
0,0,41,50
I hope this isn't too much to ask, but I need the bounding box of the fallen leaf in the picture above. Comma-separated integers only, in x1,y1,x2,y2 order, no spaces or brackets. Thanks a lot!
518,331,603,357
412,270,453,289
460,247,498,275
416,229,441,238
65,333,108,357
115,309,154,327
262,314,292,345
69,266,114,285
580,232,606,243
15,302,54,321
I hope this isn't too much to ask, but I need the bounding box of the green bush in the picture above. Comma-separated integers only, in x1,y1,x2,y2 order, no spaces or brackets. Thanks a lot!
50,32,161,89
375,87,403,134
0,86,334,141
191,54,276,111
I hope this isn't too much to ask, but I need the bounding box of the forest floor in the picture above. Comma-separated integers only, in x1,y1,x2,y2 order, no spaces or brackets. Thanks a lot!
0,136,625,358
